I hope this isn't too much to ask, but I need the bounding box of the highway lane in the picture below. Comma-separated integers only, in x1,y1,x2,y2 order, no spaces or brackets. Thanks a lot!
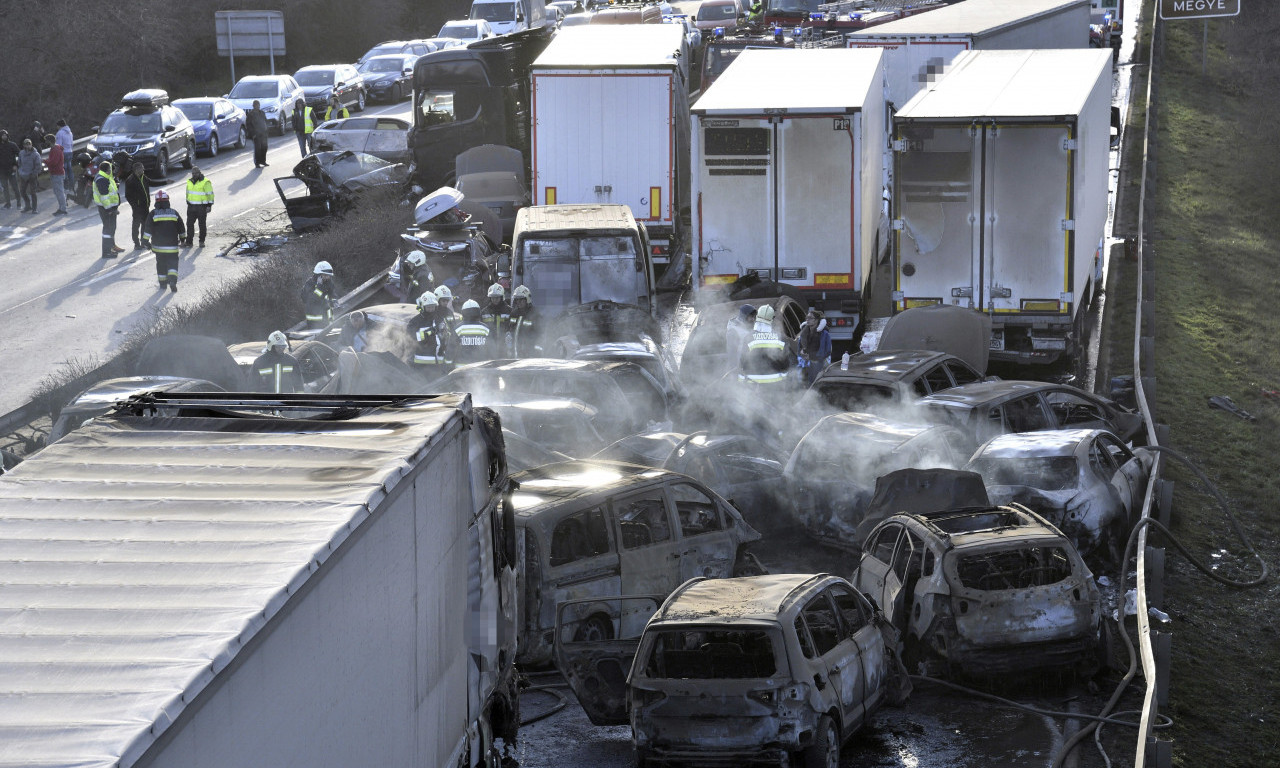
0,101,410,414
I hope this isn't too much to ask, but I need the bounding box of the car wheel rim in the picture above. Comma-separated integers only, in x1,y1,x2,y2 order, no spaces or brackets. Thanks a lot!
238,127,246,147
158,153,167,177
210,136,217,156
825,722,839,768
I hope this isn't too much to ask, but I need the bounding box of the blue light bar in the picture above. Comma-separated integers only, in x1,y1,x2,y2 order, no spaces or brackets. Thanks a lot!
809,12,823,20
714,26,725,37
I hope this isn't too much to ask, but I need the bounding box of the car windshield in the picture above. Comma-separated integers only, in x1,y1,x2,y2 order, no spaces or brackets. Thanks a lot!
361,58,405,73
367,45,403,58
175,103,212,121
813,381,897,411
699,3,738,19
295,70,335,86
229,81,279,99
955,545,1074,590
769,0,820,13
970,456,1078,491
440,21,478,37
323,152,395,184
471,2,515,21
643,628,778,679
100,111,162,134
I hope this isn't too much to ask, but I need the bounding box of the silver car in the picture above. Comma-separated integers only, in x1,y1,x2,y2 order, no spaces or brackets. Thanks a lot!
310,116,412,164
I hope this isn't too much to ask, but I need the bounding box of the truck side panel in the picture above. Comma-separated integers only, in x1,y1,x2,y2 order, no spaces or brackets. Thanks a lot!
693,118,775,286
139,433,482,768
848,36,971,110
985,4,1091,49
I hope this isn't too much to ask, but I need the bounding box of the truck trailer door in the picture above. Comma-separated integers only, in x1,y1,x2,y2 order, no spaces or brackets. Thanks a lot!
696,120,775,286
776,114,857,294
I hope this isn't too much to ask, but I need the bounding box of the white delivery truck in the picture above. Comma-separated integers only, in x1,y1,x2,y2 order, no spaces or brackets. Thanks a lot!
530,24,690,271
690,47,886,340
0,393,519,768
470,0,549,35
846,0,1091,111
891,48,1113,365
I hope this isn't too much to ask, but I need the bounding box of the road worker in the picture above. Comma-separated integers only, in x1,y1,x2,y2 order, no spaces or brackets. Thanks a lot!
93,156,125,258
251,331,304,393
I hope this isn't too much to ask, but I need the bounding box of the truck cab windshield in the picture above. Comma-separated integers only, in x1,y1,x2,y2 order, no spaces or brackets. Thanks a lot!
521,236,639,315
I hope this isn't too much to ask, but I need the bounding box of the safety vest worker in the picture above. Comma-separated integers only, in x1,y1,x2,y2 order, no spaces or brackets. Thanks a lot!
740,304,792,385
324,97,349,122
408,291,452,372
252,331,305,393
452,300,494,366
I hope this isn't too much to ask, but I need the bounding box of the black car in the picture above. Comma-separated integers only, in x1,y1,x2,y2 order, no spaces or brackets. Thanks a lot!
358,54,419,103
91,90,195,179
294,64,366,113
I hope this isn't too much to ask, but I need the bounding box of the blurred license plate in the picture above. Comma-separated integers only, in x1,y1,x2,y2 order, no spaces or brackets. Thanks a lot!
989,330,1004,351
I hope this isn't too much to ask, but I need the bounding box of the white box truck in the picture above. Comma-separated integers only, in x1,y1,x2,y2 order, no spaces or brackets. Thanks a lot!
690,47,886,340
846,0,1091,111
0,393,520,768
530,24,690,270
891,48,1113,365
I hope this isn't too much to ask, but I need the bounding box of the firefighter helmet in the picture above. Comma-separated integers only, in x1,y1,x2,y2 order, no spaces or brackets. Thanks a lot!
462,299,480,311
487,282,504,299
314,261,334,276
416,291,439,310
512,285,532,301
757,304,775,322
434,284,452,301
267,330,288,350
405,250,426,268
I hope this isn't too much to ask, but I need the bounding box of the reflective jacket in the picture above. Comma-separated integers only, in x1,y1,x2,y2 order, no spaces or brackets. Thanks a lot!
301,275,336,325
509,307,543,358
185,178,214,206
324,104,349,121
93,169,119,209
301,106,316,134
452,319,494,366
142,204,186,254
740,320,791,384
251,348,304,393
481,300,512,340
408,311,451,367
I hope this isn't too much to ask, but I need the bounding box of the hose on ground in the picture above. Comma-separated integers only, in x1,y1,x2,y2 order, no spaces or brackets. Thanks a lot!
908,674,1170,730
519,682,570,726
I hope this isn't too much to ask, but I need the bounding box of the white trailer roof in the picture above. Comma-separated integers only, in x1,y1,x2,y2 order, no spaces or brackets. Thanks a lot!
895,48,1113,119
691,48,884,115
532,24,686,69
847,0,1089,38
0,395,470,768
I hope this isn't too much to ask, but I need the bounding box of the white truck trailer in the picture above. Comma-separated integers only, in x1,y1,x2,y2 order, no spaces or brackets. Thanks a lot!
690,47,886,340
891,48,1113,365
530,24,690,270
846,0,1091,111
0,393,519,768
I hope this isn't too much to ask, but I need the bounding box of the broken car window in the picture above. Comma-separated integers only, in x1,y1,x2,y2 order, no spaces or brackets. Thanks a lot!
923,365,952,394
549,507,611,567
946,361,982,386
829,584,869,635
669,483,724,536
868,524,901,564
971,456,1078,491
643,629,778,679
955,546,1073,591
1004,395,1052,433
800,593,842,656
615,494,671,549
1046,391,1107,427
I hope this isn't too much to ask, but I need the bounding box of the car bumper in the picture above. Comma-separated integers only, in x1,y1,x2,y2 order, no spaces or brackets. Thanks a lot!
945,635,1098,675
366,84,397,100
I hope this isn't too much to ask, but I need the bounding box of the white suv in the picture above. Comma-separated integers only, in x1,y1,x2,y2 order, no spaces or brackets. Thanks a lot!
225,74,304,135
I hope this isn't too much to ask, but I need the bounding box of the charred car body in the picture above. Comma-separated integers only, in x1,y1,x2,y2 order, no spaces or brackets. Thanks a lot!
274,151,410,231
855,504,1103,677
511,461,761,666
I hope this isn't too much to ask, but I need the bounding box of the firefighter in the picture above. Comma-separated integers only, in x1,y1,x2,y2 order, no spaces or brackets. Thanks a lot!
508,284,543,358
400,250,432,302
452,299,494,366
142,190,186,293
252,331,305,393
480,282,512,349
739,304,793,388
407,290,451,374
725,303,757,372
434,284,460,322
301,261,338,329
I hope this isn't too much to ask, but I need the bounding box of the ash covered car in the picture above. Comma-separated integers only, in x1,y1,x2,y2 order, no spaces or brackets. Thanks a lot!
511,460,762,666
504,427,572,471
800,349,987,416
966,429,1154,564
855,502,1103,678
274,151,409,231
555,574,906,766
784,413,971,548
225,339,341,392
487,397,610,457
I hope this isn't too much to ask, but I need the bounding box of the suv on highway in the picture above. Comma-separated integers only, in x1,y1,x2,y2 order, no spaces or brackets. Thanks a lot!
92,90,196,179
294,64,367,114
225,74,304,135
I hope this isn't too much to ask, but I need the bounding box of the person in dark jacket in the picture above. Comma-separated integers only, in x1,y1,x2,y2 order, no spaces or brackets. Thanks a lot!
252,331,305,393
26,121,46,151
508,284,544,358
407,290,452,375
300,261,338,329
452,299,495,366
293,100,316,158
480,283,512,352
796,309,832,386
0,130,19,209
16,139,41,213
142,190,186,292
246,100,270,168
123,162,150,248
400,250,432,302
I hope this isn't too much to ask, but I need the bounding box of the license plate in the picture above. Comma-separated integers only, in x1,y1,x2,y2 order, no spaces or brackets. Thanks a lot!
989,331,1005,351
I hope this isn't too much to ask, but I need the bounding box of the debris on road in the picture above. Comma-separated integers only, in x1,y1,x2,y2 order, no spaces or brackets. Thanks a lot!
1208,394,1256,422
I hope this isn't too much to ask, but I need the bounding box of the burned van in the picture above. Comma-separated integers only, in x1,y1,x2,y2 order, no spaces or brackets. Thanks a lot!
512,460,761,666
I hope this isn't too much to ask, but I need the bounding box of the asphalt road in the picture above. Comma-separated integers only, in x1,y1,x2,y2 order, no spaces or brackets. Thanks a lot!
0,100,410,414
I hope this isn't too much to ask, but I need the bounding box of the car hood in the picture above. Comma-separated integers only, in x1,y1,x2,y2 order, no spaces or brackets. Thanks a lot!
301,85,333,97
228,97,281,110
293,151,407,192
879,304,993,374
96,132,160,145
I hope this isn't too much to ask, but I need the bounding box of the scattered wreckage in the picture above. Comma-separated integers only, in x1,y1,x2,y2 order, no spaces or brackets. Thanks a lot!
275,151,412,231
49,376,225,444
510,460,762,666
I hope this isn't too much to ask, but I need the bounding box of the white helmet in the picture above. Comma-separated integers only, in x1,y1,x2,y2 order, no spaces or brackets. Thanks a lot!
487,282,504,299
462,299,480,312
434,284,452,301
405,250,427,268
416,291,439,310
314,261,334,276
512,284,532,301
267,330,289,350
757,304,776,322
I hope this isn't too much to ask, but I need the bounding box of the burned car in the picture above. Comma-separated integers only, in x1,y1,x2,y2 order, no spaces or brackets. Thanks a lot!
966,429,1154,563
615,574,902,766
800,349,987,415
274,151,410,231
487,397,610,457
855,505,1103,677
511,461,762,666
503,428,572,472
226,339,341,392
784,413,971,548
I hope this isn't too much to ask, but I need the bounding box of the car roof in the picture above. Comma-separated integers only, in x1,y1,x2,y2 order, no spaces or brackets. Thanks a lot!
172,97,224,105
805,411,941,449
452,357,635,375
920,379,1059,408
510,459,672,516
238,74,288,81
815,349,956,382
650,574,835,626
973,428,1105,459
894,506,1068,549
296,63,348,71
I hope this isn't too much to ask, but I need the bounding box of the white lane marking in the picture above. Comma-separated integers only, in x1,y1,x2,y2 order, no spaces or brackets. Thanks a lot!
0,253,159,318
83,252,156,286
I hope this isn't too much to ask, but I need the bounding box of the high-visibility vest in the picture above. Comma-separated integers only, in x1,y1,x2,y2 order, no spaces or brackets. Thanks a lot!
413,323,449,365
258,361,298,393
324,104,349,121
185,178,214,206
747,325,785,355
739,371,788,385
454,322,491,347
93,170,119,209
303,106,316,134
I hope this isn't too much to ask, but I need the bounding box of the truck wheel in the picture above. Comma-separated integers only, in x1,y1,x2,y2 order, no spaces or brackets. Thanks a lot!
573,614,614,643
802,715,840,768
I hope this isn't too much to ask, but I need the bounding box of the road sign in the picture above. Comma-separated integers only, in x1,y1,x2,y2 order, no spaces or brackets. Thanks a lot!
1159,0,1240,21
215,10,286,80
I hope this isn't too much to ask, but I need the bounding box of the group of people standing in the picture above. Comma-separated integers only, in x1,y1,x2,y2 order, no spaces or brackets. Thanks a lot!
728,302,832,390
407,280,540,375
0,120,74,215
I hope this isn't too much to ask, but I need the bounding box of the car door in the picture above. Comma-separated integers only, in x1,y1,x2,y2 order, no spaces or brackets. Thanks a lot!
855,523,901,612
1094,432,1145,519
366,118,409,162
716,439,784,506
555,595,662,726
611,487,683,597
799,589,866,729
543,505,622,639
885,528,924,636
831,584,887,717
667,481,737,581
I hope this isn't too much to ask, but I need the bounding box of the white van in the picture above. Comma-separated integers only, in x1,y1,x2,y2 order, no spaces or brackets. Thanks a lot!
469,0,548,35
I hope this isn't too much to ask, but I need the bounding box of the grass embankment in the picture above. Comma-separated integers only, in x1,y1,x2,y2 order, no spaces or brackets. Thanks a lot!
1145,10,1280,767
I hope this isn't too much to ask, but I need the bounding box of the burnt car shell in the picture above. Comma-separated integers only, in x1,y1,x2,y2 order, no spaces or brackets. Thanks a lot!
274,151,408,231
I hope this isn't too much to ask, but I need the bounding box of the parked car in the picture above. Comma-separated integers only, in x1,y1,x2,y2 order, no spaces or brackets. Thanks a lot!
225,74,304,135
693,0,740,32
510,460,762,665
438,18,497,42
798,349,987,416
310,115,411,164
357,54,419,102
91,89,195,179
784,412,971,548
274,151,409,231
50,376,224,443
664,13,702,49
295,64,366,113
967,429,1154,563
919,381,1145,452
559,573,903,767
357,39,440,65
172,97,246,157
855,504,1103,678
555,10,595,30
548,0,583,16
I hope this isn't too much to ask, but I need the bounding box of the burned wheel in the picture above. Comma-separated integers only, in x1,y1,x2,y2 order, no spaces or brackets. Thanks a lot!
802,715,839,768
572,614,614,643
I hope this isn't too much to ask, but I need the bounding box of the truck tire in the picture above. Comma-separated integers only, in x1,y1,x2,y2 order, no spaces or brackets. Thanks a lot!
802,715,840,768
573,614,614,643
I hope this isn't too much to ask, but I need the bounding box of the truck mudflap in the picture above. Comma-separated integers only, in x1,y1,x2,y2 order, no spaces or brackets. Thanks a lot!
554,595,663,726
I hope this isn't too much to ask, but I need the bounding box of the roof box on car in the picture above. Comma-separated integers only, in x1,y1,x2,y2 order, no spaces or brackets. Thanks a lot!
121,89,169,110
